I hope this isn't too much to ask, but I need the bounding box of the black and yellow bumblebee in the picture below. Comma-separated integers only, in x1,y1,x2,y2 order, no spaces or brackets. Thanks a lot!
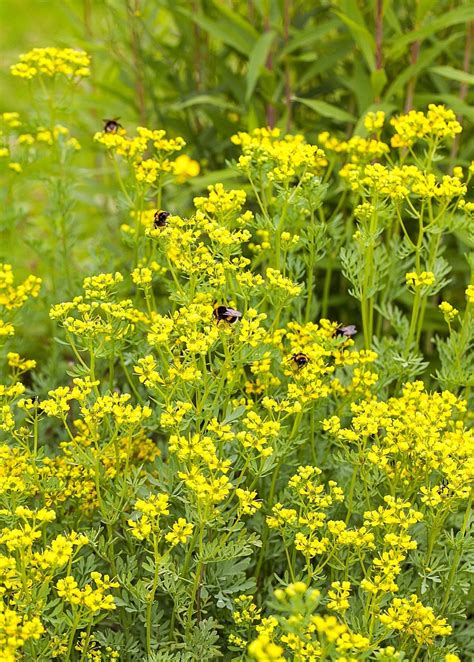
290,352,310,368
153,210,170,228
437,478,452,497
335,324,357,338
103,118,122,134
213,305,242,324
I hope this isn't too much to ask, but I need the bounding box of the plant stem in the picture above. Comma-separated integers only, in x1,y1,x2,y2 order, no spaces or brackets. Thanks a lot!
146,534,161,656
440,488,473,614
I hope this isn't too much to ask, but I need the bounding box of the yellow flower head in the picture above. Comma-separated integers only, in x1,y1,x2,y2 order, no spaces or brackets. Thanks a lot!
11,47,91,80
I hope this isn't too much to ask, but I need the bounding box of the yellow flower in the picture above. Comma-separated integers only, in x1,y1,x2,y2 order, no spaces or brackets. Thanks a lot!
438,301,458,322
379,595,451,644
364,111,385,132
390,104,461,148
8,162,22,173
405,271,435,289
173,153,200,182
327,581,351,612
466,284,474,303
165,518,194,546
235,488,262,515
11,47,91,80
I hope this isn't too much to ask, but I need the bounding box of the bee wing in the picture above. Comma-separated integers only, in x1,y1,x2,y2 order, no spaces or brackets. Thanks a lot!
343,325,357,336
226,308,242,317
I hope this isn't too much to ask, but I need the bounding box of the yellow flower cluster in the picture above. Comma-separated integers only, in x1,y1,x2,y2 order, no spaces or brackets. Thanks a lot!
256,319,378,407
173,153,200,182
0,264,41,311
0,604,44,661
363,110,385,133
390,104,462,148
246,583,374,660
232,127,327,183
50,273,149,341
94,125,198,188
318,131,389,163
165,518,194,546
439,301,458,323
56,572,118,612
0,264,41,339
329,382,472,499
236,409,280,458
341,163,466,201
7,352,36,374
379,594,451,644
194,183,246,216
1,111,21,129
11,47,91,80
405,271,435,289
267,466,345,563
32,532,89,573
327,581,351,613
128,493,170,540
128,494,194,547
465,284,474,303
235,488,262,515
83,272,123,300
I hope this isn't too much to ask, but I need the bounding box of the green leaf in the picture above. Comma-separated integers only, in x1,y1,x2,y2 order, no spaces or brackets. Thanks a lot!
278,18,340,57
384,34,460,100
298,40,353,88
176,8,252,55
414,93,474,121
210,0,259,41
430,65,474,86
245,30,277,103
371,68,388,100
388,6,474,58
293,97,356,123
333,0,376,71
187,168,241,191
171,94,238,111
340,59,372,113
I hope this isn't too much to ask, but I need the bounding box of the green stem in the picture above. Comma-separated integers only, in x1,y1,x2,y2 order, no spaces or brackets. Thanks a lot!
65,609,81,660
321,257,333,319
146,535,162,656
187,522,205,629
440,488,473,614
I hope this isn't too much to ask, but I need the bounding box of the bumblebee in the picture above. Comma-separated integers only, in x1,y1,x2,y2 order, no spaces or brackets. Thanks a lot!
437,478,452,497
103,118,122,134
290,352,310,368
213,305,242,324
335,324,357,338
154,210,170,228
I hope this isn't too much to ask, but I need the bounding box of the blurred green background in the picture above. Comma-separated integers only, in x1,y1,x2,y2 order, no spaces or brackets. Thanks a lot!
2,0,474,165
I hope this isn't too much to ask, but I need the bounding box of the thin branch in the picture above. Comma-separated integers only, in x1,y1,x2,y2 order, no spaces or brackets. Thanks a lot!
404,38,420,112
264,12,276,128
375,0,384,70
451,21,473,162
128,0,147,126
283,0,292,131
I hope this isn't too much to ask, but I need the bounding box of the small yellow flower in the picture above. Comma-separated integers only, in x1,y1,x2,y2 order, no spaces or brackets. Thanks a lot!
438,301,458,322
173,153,200,182
165,518,194,546
364,111,385,133
405,271,435,289
466,284,474,303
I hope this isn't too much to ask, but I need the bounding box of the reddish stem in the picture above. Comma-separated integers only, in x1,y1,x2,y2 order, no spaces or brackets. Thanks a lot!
451,21,473,162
